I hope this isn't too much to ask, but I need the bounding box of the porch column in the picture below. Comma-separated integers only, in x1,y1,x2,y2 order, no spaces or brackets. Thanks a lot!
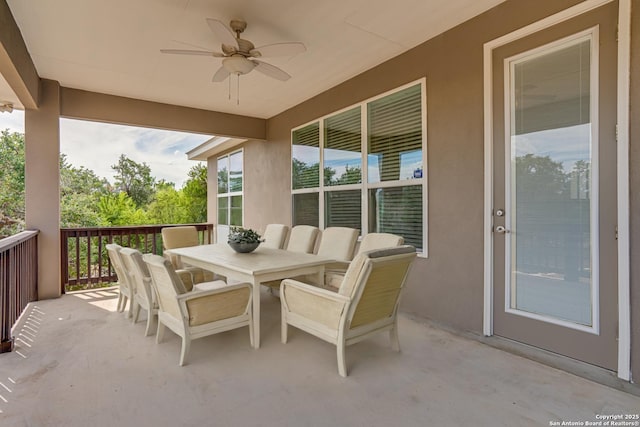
25,79,61,299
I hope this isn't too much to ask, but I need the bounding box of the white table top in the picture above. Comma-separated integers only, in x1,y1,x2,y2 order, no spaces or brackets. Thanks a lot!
166,243,333,277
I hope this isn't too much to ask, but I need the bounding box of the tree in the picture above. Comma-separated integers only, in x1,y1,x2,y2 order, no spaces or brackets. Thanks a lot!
111,154,155,207
333,165,361,185
515,154,567,201
0,130,25,237
97,192,148,225
182,163,207,223
60,154,110,227
147,186,187,225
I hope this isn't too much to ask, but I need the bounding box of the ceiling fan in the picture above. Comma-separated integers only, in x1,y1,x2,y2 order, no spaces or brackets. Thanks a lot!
160,19,305,82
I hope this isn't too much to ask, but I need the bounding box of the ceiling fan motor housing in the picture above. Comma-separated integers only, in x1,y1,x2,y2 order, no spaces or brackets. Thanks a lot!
222,56,256,75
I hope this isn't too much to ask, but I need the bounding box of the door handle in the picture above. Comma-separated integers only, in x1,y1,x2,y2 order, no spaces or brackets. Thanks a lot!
495,225,510,234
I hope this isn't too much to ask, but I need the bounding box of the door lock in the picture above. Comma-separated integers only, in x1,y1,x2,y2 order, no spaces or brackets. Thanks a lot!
495,225,509,234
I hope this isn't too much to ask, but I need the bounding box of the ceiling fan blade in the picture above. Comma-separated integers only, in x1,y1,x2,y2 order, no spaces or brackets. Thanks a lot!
251,60,291,81
212,66,230,82
160,49,224,57
206,19,239,49
250,42,306,58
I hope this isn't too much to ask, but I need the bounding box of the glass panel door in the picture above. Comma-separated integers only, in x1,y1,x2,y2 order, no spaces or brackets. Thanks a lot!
506,35,597,330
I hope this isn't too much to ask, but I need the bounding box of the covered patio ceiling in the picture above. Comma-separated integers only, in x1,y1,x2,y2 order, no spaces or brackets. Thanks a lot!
3,0,505,118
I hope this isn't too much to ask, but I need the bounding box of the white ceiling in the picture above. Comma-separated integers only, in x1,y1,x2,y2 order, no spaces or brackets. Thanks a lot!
3,0,505,119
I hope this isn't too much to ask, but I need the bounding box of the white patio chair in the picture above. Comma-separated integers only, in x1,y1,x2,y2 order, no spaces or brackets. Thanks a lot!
161,226,217,283
119,247,158,336
280,245,417,377
285,225,320,254
262,225,319,293
324,232,405,290
106,243,134,318
143,254,253,366
261,224,289,249
297,226,359,287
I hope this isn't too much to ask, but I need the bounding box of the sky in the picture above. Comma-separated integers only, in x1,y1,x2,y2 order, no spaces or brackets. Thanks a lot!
0,109,211,188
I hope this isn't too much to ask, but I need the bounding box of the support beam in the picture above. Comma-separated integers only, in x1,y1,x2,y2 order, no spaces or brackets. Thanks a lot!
60,88,266,140
25,79,60,299
0,0,39,109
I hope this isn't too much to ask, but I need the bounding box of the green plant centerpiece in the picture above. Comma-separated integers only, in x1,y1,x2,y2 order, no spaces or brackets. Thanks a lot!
227,226,263,253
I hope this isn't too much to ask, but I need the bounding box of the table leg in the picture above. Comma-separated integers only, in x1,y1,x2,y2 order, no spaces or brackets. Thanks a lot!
252,279,260,349
315,266,325,287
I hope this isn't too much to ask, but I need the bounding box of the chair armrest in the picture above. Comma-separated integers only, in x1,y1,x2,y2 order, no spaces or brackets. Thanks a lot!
176,281,250,302
281,279,349,329
177,282,252,327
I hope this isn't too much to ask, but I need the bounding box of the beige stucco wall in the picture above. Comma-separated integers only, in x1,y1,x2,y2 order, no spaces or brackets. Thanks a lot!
263,0,592,334
25,79,60,299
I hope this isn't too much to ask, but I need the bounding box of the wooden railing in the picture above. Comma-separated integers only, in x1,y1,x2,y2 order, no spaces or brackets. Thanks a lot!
1,230,39,353
60,224,214,293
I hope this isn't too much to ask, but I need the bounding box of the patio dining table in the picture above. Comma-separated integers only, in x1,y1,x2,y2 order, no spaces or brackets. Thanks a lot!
165,243,334,348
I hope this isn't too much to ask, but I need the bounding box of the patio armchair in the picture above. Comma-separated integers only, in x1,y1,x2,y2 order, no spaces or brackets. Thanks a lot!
143,254,253,366
161,226,217,283
280,245,417,377
119,248,158,336
261,224,289,249
324,233,405,290
106,243,134,318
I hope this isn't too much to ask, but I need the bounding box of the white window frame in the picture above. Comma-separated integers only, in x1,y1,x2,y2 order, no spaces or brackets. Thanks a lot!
291,78,428,256
217,149,244,237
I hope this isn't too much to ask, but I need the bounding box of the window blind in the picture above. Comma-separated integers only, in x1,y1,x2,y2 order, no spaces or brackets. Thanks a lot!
292,122,320,189
368,84,422,182
293,193,319,227
325,190,361,230
324,107,362,186
369,185,423,250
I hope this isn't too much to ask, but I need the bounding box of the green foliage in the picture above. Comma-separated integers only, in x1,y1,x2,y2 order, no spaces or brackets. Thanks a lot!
147,186,187,224
112,154,156,207
331,165,361,186
60,154,111,227
183,163,207,223
1,129,208,238
228,226,263,243
0,130,25,237
97,192,148,225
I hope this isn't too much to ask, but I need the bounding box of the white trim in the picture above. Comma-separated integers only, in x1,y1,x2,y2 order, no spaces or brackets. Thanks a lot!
483,0,632,379
616,0,632,382
216,149,244,227
502,30,600,335
291,78,427,254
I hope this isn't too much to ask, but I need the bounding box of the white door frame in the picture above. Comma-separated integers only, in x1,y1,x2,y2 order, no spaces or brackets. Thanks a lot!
482,0,631,380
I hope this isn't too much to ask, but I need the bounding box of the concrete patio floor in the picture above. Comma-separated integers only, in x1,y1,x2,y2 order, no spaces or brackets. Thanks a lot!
0,287,638,427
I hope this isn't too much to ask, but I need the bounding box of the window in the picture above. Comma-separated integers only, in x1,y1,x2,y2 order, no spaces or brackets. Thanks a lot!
291,80,426,253
217,150,243,227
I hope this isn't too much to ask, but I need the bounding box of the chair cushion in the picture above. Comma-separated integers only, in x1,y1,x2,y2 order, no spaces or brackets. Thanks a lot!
187,285,251,326
262,224,289,249
316,227,359,262
162,226,200,249
356,233,404,256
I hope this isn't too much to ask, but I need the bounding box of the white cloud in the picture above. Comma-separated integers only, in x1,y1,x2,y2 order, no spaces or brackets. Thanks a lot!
0,109,25,133
1,111,212,188
59,118,212,188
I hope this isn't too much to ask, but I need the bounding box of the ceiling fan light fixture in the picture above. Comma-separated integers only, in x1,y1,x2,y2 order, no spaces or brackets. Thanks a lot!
222,56,255,75
0,101,13,113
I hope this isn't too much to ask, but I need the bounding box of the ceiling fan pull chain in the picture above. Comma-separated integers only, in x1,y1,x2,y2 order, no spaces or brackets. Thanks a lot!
228,76,231,100
237,74,240,106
